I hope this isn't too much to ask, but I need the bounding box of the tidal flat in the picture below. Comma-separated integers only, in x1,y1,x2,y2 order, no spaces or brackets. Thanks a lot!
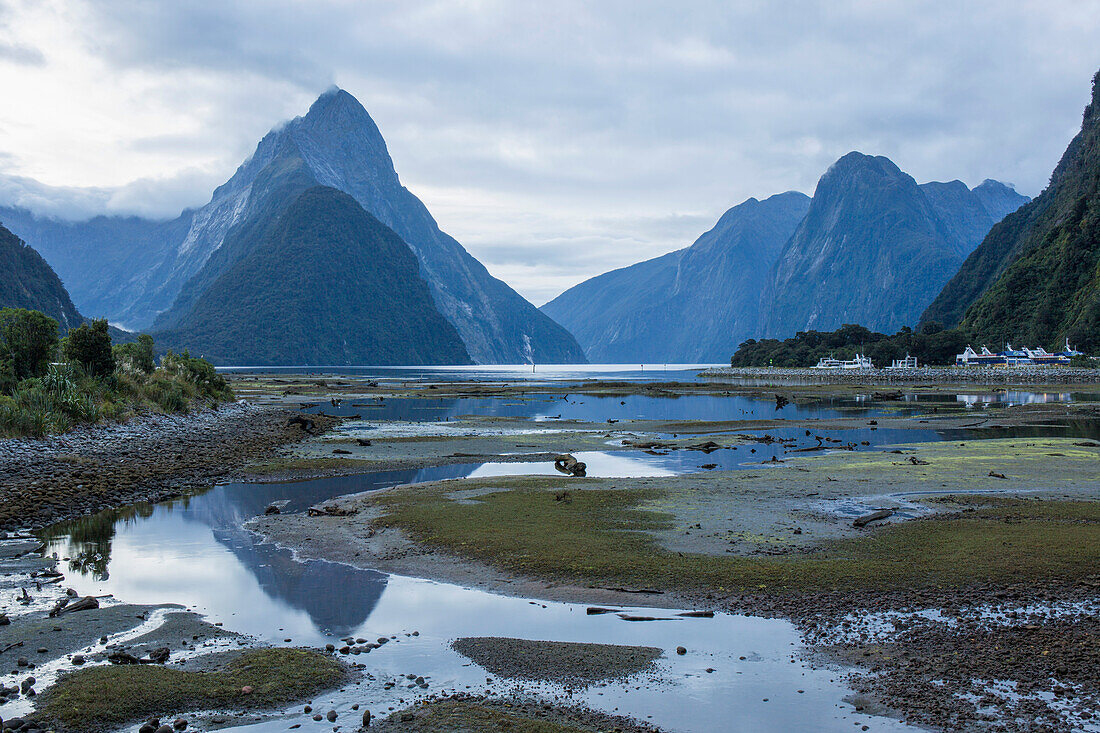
2,368,1098,732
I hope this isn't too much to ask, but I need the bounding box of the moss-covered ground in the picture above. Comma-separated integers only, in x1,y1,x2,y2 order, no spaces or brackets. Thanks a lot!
372,438,1100,595
36,648,346,731
372,698,658,732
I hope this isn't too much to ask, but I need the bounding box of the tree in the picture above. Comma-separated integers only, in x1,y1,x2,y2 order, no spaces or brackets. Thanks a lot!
114,333,156,374
0,308,59,390
62,319,115,377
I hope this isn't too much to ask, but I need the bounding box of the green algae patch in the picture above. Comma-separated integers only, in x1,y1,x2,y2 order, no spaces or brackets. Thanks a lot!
373,475,1100,595
372,698,649,732
37,648,347,731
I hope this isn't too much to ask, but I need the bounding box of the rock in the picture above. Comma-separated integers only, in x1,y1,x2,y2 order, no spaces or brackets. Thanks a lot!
308,504,357,517
156,726,173,733
286,415,316,434
137,724,158,733
20,676,35,693
362,710,371,727
0,614,8,626
16,657,28,667
71,654,85,665
676,646,687,655
332,449,352,455
241,685,254,694
356,439,372,446
148,647,170,664
326,710,337,722
49,595,98,617
853,509,894,528
173,718,188,730
264,504,281,515
553,454,587,477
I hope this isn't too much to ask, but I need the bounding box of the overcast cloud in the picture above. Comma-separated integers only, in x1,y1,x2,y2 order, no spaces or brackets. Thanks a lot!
1,0,1098,303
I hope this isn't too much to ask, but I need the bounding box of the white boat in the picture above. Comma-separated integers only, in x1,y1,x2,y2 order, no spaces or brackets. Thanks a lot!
812,353,873,370
1059,338,1083,358
1023,346,1069,365
956,345,1004,366
887,354,918,369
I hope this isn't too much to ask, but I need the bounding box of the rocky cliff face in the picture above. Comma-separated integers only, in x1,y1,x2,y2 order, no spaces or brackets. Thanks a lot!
156,187,472,366
0,221,83,329
761,153,1027,337
4,89,585,364
928,69,1100,351
541,192,810,362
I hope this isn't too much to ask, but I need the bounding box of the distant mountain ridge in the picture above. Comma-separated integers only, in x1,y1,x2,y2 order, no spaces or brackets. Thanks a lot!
0,221,83,329
543,154,1026,363
3,88,585,364
761,152,1028,337
923,68,1100,351
541,192,811,362
157,186,472,366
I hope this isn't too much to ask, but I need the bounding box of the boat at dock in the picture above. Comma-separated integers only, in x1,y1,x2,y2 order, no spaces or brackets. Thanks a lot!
812,354,873,370
886,354,918,369
956,341,1081,366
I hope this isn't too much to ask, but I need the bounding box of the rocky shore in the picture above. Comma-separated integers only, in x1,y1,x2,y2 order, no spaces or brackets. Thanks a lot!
0,402,336,532
701,365,1100,385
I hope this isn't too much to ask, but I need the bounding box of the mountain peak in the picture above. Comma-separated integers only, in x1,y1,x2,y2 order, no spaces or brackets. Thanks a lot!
830,151,902,174
301,86,375,127
974,179,1016,194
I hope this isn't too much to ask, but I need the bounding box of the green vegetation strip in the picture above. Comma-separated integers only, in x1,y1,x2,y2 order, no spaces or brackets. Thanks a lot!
374,699,624,733
375,480,1100,594
37,648,345,730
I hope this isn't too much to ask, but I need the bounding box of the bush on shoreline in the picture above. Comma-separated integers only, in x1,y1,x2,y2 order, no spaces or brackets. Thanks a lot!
732,323,972,368
0,307,232,438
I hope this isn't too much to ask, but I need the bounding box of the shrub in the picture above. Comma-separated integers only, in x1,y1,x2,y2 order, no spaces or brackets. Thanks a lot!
0,308,59,389
114,334,156,374
161,350,231,401
62,319,115,377
0,311,231,436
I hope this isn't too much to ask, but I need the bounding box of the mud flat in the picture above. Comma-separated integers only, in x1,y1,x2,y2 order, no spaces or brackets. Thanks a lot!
0,403,337,531
252,433,1100,731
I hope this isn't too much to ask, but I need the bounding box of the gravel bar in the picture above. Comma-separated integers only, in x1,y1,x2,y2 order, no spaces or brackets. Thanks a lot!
0,402,334,531
451,637,662,687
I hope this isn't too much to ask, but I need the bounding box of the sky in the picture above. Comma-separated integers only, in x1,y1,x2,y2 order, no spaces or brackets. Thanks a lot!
1,1,1099,305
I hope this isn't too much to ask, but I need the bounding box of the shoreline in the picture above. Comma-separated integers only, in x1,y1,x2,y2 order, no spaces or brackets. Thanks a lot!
0,402,338,532
701,365,1100,385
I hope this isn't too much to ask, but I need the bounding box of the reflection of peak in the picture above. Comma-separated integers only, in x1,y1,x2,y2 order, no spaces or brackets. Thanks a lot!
214,527,388,635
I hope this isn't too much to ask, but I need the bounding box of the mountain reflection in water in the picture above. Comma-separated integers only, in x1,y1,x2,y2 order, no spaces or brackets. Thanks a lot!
38,468,481,636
